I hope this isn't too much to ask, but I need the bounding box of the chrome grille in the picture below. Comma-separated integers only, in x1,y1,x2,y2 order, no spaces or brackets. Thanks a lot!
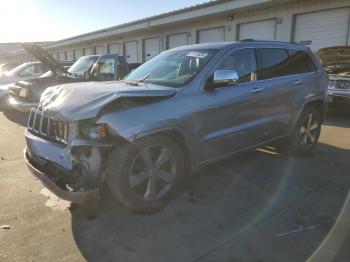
336,80,350,90
27,107,68,144
328,79,336,89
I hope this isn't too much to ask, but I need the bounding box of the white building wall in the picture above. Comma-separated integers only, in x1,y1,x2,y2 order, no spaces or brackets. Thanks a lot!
8,0,350,63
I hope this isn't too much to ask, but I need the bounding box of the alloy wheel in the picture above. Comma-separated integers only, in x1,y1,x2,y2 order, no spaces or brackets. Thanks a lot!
299,113,320,148
128,145,176,201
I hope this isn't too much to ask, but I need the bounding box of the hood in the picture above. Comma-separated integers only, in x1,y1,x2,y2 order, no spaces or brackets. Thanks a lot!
22,43,70,76
0,77,16,87
316,46,350,66
40,81,177,121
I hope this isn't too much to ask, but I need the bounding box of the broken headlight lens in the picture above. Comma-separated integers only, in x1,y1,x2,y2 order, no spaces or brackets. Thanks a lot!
19,88,30,98
80,123,109,141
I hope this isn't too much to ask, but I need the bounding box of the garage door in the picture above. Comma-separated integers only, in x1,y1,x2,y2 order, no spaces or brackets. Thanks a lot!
239,19,276,40
95,45,106,55
73,49,81,60
144,38,160,61
167,33,188,49
59,52,65,61
294,9,350,51
124,41,138,63
198,27,225,43
108,43,120,54
83,47,93,56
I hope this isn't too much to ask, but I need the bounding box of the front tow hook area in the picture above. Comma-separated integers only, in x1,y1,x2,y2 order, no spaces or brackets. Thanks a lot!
24,149,100,204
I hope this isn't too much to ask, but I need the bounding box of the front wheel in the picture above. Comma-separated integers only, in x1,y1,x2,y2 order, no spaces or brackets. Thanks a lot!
287,106,322,154
107,134,185,213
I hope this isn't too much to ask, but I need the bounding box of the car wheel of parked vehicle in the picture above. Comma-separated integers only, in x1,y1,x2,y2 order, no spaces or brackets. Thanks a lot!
108,135,185,213
288,106,322,154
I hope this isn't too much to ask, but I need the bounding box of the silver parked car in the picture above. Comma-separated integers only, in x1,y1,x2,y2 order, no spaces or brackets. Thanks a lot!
0,61,47,103
24,41,328,212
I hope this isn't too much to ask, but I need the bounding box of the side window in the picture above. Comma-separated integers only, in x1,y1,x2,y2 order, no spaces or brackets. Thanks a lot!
19,65,35,76
286,49,317,74
36,64,47,74
218,48,257,83
93,57,116,80
259,48,289,80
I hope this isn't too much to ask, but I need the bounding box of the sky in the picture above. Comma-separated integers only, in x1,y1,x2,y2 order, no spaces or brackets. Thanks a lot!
0,0,208,43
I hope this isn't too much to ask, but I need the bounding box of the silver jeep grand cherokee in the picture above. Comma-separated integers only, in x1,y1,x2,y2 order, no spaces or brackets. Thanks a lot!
24,41,328,212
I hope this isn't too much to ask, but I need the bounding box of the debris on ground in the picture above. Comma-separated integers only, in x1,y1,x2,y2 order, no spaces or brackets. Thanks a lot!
124,246,135,252
1,225,10,229
277,219,333,237
0,157,6,160
86,215,98,221
67,203,79,212
277,224,321,237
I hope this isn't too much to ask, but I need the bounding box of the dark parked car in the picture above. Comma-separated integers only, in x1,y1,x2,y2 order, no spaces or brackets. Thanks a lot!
24,41,328,212
8,43,130,112
317,46,350,109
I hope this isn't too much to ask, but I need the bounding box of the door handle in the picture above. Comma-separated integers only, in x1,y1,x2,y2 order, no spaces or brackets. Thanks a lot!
251,87,264,93
294,80,302,85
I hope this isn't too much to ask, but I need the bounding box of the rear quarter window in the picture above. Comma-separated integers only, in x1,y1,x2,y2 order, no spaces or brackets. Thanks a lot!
286,49,317,74
259,48,317,80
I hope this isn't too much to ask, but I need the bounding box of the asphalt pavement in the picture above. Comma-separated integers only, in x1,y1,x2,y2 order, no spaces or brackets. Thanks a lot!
0,106,349,262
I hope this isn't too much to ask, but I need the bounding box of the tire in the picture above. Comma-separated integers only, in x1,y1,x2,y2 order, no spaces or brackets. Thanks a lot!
286,106,322,154
107,134,185,213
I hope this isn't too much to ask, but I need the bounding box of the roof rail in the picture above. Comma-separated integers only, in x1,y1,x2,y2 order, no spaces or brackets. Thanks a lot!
240,39,255,42
239,39,300,45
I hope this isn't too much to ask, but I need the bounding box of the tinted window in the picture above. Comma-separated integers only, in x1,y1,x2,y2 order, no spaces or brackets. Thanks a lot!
218,49,257,83
287,49,317,74
259,48,289,79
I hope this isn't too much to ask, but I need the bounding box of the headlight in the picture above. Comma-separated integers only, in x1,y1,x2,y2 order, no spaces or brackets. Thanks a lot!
19,88,30,98
80,123,109,141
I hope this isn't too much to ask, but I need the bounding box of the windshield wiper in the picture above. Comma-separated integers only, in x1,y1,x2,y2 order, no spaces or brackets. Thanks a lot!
123,73,151,86
123,80,140,86
137,73,150,82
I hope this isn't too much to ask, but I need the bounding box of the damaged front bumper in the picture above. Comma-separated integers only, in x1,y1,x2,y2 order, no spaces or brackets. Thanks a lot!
24,148,100,203
24,129,111,204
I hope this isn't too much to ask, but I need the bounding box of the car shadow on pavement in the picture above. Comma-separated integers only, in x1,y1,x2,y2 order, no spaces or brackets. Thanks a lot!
0,107,29,127
70,141,350,262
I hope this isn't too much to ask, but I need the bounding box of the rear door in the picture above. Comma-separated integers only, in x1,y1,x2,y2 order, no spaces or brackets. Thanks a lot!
256,48,302,139
200,48,269,159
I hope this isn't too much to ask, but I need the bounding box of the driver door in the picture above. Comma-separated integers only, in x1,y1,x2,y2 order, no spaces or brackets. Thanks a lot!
199,48,269,160
92,55,123,81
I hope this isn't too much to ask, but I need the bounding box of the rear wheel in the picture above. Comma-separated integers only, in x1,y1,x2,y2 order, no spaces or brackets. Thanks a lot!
107,135,185,213
287,106,322,154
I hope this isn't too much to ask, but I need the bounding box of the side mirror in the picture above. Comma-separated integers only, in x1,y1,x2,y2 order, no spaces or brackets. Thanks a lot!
213,70,238,87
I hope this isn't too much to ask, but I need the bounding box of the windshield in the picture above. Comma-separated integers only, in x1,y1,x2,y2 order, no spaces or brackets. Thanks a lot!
125,49,218,87
68,56,98,77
